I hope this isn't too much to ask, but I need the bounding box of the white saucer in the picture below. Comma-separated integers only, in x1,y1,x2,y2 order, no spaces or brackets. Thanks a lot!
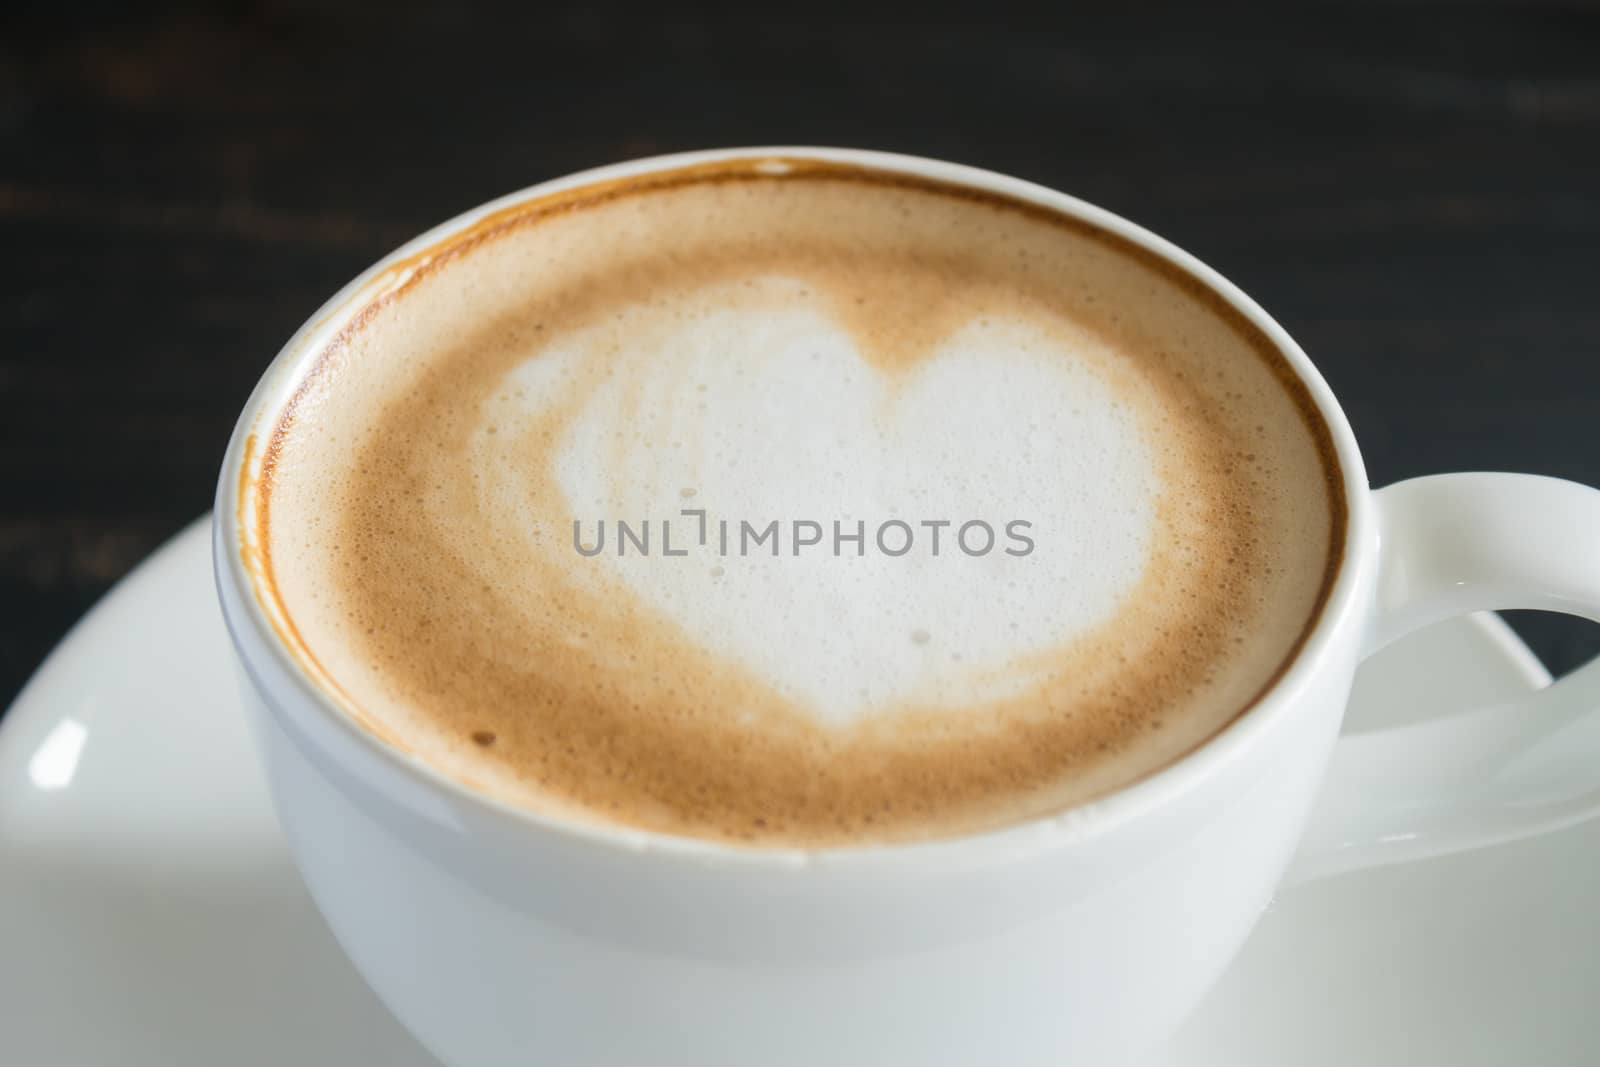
2,519,1595,1065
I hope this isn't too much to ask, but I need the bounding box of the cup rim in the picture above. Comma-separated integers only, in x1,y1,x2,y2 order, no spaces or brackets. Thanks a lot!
214,145,1374,871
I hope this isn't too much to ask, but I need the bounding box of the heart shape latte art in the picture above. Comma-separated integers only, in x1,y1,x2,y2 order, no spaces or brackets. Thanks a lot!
472,277,1159,725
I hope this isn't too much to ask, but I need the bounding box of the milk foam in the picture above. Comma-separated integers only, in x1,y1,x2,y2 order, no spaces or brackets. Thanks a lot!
480,287,1157,723
254,160,1343,846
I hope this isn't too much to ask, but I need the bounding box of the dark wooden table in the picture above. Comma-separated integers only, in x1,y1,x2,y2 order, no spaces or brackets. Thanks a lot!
3,3,1598,713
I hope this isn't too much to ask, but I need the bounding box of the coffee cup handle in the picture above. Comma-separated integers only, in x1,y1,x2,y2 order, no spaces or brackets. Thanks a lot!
1285,472,1600,885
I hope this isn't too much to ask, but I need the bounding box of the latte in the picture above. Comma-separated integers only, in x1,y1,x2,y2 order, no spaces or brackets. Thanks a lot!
246,157,1344,846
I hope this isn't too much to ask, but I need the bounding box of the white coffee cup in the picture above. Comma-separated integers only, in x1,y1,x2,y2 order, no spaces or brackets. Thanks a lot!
213,147,1600,1066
